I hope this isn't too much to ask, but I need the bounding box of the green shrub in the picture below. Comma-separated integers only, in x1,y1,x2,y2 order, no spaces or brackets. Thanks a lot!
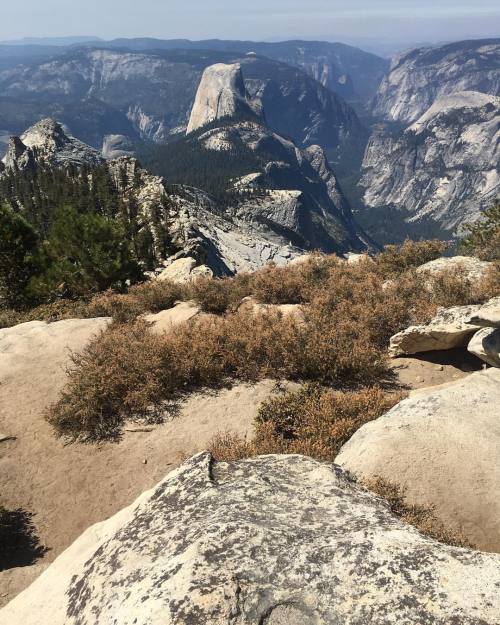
460,203,500,261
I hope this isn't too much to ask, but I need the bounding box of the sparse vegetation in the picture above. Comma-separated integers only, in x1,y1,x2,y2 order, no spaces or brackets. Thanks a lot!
45,246,500,442
376,239,448,278
210,385,402,462
364,477,475,549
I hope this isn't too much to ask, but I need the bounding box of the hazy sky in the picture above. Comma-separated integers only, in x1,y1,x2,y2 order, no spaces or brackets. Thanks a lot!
2,0,499,45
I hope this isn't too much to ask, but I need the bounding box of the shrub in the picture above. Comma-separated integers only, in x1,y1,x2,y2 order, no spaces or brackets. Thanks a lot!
0,308,21,329
460,202,500,261
209,385,402,462
47,321,169,442
187,274,251,314
364,477,474,549
376,239,448,278
250,256,336,305
475,262,500,301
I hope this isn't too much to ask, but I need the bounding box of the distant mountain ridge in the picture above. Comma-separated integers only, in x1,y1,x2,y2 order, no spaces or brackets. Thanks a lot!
0,47,366,162
372,38,500,123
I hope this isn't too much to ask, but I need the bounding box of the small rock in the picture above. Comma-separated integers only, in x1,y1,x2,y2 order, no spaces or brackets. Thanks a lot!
435,365,444,371
143,459,148,465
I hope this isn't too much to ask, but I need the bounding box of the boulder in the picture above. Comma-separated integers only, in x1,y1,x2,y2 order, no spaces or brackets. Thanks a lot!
389,304,482,356
156,257,213,283
336,368,500,551
467,296,500,328
144,301,202,334
468,327,500,368
237,296,304,320
344,252,373,264
416,256,492,283
2,452,499,624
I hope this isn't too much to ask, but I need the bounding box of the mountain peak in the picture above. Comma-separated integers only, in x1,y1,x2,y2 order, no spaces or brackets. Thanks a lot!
1,118,103,172
186,63,259,134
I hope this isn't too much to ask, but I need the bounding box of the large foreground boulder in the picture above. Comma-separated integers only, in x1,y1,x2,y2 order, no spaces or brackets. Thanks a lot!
2,453,500,624
336,368,500,551
389,304,482,356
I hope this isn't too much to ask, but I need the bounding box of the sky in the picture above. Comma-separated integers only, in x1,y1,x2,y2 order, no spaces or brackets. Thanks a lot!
2,0,499,49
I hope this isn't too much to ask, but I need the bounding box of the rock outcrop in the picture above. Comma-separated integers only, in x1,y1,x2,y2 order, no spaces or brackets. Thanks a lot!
0,47,365,155
467,296,500,328
372,38,500,124
336,368,500,551
2,117,369,276
190,119,370,255
389,304,483,356
155,257,213,283
1,118,103,172
468,327,500,368
416,255,493,283
186,63,258,134
2,452,500,624
361,91,500,232
101,134,135,159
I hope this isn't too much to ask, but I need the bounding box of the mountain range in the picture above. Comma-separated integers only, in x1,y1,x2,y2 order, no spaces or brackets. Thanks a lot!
0,36,498,249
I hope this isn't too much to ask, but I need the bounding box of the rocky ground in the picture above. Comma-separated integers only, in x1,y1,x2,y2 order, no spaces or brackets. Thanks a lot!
0,300,490,607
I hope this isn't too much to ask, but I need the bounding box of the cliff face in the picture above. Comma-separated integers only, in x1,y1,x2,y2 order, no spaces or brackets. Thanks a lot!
186,63,259,134
372,39,500,124
361,91,500,232
1,118,370,277
0,48,365,157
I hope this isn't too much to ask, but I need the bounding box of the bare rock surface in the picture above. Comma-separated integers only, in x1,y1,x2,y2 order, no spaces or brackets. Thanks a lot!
336,368,500,551
1,118,103,171
0,316,283,606
362,90,500,232
417,256,493,282
237,296,304,320
372,39,500,124
2,452,500,624
389,305,482,356
187,63,257,134
468,327,500,368
144,301,203,334
467,296,500,328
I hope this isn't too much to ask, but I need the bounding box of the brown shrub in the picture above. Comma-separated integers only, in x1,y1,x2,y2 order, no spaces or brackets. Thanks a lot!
47,320,169,442
0,308,21,329
187,274,252,314
209,385,402,463
376,239,448,278
85,280,186,322
250,255,337,305
475,262,500,301
364,477,475,549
